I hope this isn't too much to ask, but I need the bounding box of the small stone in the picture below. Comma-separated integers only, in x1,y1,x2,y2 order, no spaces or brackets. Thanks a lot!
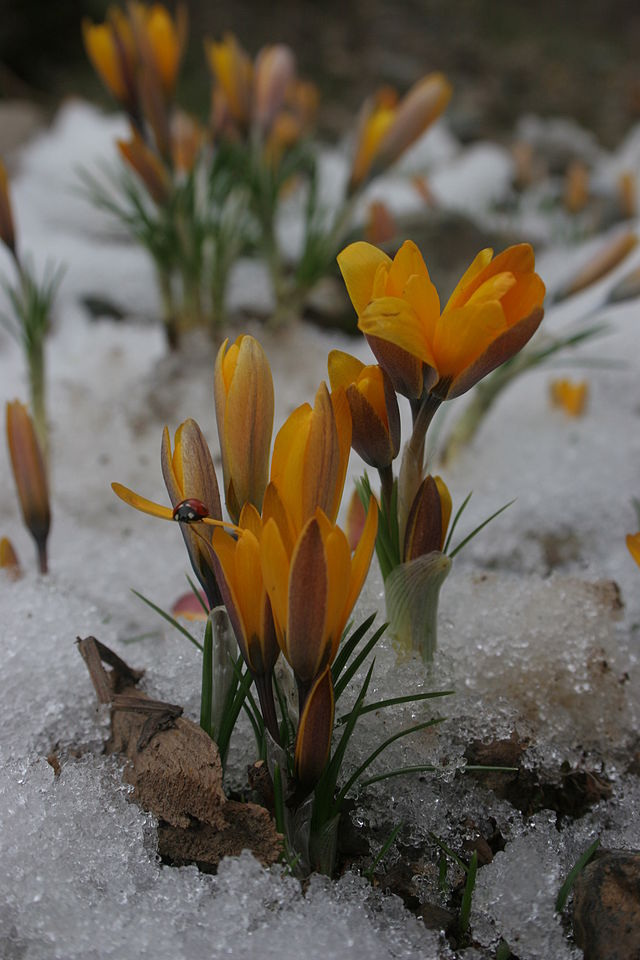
573,850,640,960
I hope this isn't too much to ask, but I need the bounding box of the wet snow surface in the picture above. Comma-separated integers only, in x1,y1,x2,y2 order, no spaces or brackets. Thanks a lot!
2,102,640,959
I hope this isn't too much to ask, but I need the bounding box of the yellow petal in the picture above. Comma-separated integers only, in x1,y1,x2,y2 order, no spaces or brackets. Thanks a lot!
294,667,334,789
337,241,392,316
111,482,173,520
344,496,378,619
327,350,365,392
359,295,430,364
444,248,494,311
432,301,506,379
434,476,452,548
386,240,431,296
260,517,291,646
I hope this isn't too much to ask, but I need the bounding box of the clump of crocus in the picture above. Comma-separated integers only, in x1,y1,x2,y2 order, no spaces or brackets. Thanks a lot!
82,2,252,344
113,332,447,874
0,160,62,455
334,237,545,660
6,401,51,574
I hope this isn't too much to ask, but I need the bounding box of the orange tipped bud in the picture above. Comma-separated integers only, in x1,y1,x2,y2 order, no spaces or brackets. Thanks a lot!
6,401,50,574
564,161,589,214
214,335,274,523
0,536,21,579
134,2,187,99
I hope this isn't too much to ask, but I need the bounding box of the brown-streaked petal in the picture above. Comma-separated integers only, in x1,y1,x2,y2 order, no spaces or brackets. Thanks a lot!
175,418,222,521
294,667,334,789
345,487,366,551
445,305,544,400
345,383,396,468
366,333,428,400
287,516,329,683
303,383,342,524
117,133,170,205
252,44,296,134
403,476,443,562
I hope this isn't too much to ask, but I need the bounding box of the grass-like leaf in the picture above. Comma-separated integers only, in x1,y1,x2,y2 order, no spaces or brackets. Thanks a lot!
448,499,515,560
365,822,403,882
333,621,387,702
131,588,203,651
332,612,377,683
336,689,453,725
459,850,478,934
555,838,600,912
200,618,213,737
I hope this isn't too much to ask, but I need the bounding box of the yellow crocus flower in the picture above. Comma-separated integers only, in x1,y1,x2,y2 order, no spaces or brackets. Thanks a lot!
338,239,546,400
82,8,138,114
627,532,640,568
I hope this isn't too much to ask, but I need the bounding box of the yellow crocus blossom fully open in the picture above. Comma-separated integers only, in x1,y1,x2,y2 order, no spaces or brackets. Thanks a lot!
338,239,546,401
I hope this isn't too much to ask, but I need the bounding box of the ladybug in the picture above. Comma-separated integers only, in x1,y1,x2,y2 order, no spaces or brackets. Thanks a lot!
172,498,210,522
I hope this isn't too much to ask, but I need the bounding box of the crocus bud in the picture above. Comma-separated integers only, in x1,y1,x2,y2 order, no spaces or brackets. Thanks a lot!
294,667,334,790
0,160,17,256
161,419,222,609
205,33,253,130
82,9,139,116
214,335,274,523
374,73,452,175
328,351,400,469
117,132,171,205
403,475,452,562
252,44,295,135
0,536,21,579
135,2,187,100
6,401,50,574
549,379,588,417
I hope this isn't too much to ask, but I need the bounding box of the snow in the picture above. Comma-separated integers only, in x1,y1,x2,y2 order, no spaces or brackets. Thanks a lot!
1,100,640,959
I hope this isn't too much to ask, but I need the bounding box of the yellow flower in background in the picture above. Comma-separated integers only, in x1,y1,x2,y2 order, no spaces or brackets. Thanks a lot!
260,501,378,686
205,33,253,129
82,8,138,114
627,532,640,568
328,350,400,469
6,401,50,574
214,335,274,523
339,239,546,400
252,44,296,134
550,378,588,417
269,382,351,536
0,159,17,256
117,131,170,204
170,111,204,174
348,73,452,191
132,2,188,99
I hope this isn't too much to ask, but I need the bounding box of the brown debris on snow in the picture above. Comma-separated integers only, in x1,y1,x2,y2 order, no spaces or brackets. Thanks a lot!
77,635,282,870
